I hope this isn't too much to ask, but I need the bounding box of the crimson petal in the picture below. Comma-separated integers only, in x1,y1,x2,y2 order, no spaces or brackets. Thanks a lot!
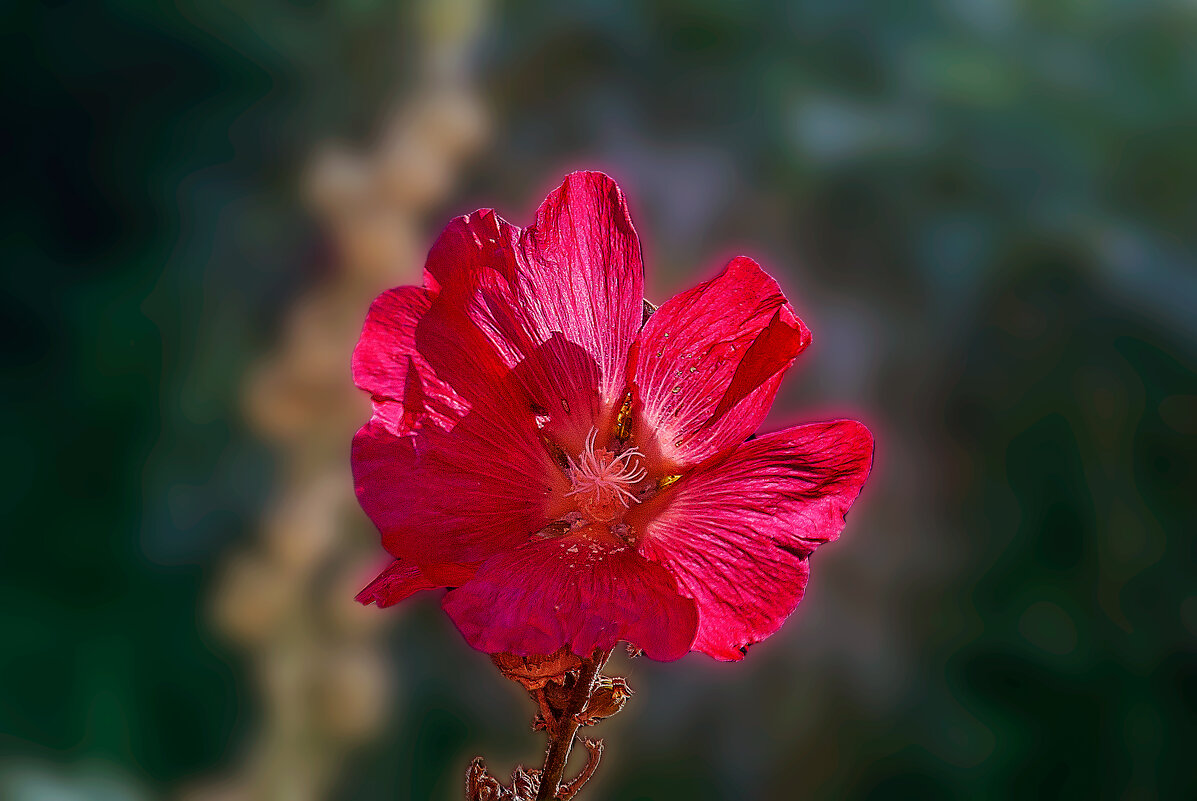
442,533,699,661
638,420,873,660
425,172,645,447
356,559,478,607
518,171,644,406
351,285,469,435
630,257,810,467
353,295,568,566
353,410,565,567
356,559,438,608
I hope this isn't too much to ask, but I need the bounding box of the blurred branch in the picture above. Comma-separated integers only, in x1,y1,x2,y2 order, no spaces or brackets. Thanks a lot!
180,1,490,800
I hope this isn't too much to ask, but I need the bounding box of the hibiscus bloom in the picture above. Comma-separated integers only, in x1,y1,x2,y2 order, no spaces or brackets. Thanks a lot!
352,172,873,662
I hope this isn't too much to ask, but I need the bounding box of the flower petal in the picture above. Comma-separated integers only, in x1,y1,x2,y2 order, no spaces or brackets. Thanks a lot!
355,559,438,607
424,172,645,447
637,420,873,660
630,257,811,467
519,171,645,406
355,299,576,558
351,285,469,435
353,404,566,566
352,278,570,566
442,532,699,661
356,559,479,608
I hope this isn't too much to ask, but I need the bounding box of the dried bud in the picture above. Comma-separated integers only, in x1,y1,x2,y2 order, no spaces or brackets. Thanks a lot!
539,673,633,730
491,647,581,691
465,758,542,801
509,767,541,799
579,675,633,725
465,758,504,801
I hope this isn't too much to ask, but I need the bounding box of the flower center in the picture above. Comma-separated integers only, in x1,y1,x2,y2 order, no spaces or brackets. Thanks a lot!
564,428,647,523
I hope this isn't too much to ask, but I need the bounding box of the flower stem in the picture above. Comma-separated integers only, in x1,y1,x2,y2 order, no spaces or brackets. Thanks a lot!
534,648,611,800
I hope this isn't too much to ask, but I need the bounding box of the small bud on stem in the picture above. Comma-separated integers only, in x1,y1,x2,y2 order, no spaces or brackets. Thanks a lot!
467,648,628,801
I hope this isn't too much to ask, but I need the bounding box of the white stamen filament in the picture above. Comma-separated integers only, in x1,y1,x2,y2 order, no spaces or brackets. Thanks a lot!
564,428,647,513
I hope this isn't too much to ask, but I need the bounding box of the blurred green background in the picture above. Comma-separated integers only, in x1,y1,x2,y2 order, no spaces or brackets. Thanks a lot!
3,0,1195,799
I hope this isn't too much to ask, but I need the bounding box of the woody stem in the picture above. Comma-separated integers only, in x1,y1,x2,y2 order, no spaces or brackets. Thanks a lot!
535,648,611,800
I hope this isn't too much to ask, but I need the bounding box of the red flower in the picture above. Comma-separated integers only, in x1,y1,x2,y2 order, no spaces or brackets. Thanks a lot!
352,172,873,661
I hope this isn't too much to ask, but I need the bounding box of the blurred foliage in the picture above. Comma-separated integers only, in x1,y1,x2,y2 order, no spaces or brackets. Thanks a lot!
3,0,1195,799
